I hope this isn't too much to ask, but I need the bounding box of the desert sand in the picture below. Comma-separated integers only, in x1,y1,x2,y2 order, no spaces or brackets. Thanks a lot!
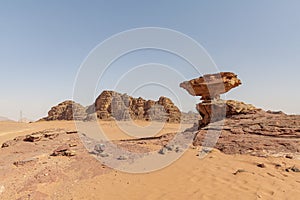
1,120,300,200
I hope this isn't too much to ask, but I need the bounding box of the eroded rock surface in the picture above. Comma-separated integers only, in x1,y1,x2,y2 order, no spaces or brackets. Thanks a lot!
42,100,87,121
196,99,258,126
179,72,241,100
92,91,182,123
180,72,300,157
193,109,300,157
180,72,254,127
42,91,198,123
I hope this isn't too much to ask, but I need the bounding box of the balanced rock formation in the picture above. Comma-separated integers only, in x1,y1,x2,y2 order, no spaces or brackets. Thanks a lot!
181,72,300,157
91,91,181,123
179,72,241,100
180,72,257,127
42,100,86,121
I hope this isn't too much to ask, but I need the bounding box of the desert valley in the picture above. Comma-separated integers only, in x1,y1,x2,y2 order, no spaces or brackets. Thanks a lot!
0,72,300,199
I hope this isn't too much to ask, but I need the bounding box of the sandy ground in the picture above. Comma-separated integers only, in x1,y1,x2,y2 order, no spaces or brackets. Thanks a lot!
1,121,300,199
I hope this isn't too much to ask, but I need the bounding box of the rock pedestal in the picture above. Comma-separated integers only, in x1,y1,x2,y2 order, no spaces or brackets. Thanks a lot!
180,72,256,127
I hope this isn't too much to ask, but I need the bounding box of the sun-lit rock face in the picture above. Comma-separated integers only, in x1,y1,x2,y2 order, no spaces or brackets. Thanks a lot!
92,90,182,123
179,72,241,100
42,100,87,121
180,72,258,127
42,91,199,123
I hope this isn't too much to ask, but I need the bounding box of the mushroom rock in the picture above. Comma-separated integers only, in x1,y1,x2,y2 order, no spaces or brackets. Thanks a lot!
179,72,241,100
180,72,258,128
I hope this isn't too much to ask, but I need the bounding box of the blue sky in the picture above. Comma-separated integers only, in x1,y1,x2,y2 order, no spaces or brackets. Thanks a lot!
0,0,300,120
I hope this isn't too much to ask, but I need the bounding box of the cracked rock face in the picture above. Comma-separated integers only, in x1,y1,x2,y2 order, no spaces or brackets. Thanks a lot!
42,100,87,121
196,99,258,127
180,72,251,127
42,91,199,123
93,91,181,123
180,72,300,157
179,72,241,100
193,110,300,157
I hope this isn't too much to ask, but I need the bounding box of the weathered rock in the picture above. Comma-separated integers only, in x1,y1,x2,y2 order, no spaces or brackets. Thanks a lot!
98,152,109,157
180,72,247,127
66,130,78,134
24,129,65,142
41,90,198,123
180,72,241,100
158,147,167,155
291,166,300,172
42,100,86,121
286,166,300,172
13,157,38,167
233,169,247,175
1,143,9,148
196,99,258,126
257,163,266,168
193,110,300,156
92,90,182,122
285,154,294,159
181,72,300,158
24,133,43,142
117,155,128,160
51,145,75,156
94,144,105,153
51,145,69,155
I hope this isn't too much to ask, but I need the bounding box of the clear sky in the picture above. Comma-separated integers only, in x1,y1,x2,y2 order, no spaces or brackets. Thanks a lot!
0,0,300,121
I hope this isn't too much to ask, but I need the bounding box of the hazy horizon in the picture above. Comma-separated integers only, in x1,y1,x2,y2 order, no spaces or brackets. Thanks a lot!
1,1,300,121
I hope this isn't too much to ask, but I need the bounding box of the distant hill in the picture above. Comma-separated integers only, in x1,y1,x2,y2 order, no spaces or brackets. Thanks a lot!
41,90,201,123
0,116,14,122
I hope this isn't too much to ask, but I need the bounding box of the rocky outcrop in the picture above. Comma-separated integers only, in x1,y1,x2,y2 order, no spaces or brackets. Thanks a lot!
193,110,300,156
42,91,198,123
196,99,258,126
92,91,181,123
180,72,300,157
179,72,241,100
42,100,86,121
180,72,257,127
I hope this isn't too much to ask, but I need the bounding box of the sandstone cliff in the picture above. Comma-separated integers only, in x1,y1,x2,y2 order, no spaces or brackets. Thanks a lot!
41,100,87,121
91,90,182,123
42,91,197,123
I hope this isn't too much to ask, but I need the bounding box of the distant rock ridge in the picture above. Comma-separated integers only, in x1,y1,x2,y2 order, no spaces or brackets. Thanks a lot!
90,90,181,123
41,91,199,123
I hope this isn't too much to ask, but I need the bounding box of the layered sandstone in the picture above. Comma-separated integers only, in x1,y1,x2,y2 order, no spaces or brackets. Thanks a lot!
42,91,198,123
180,72,254,127
42,100,87,121
179,72,241,100
92,91,181,123
193,110,300,156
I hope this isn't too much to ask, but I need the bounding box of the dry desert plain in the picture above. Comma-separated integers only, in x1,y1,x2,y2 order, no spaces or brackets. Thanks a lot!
1,120,300,199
